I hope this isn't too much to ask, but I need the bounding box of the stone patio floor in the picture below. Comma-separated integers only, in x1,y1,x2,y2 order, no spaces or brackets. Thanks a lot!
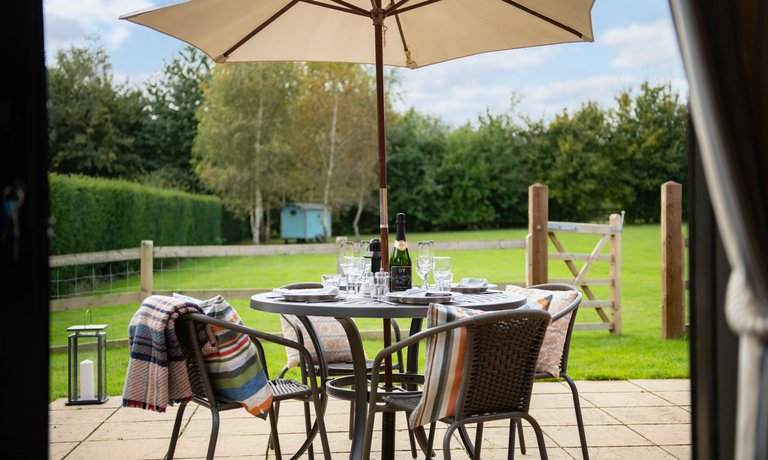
49,379,691,460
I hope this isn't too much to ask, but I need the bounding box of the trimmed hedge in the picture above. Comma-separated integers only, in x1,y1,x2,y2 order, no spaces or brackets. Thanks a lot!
49,174,222,255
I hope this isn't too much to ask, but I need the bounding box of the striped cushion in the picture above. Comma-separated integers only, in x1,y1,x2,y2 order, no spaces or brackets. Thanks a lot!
506,286,579,377
409,297,552,428
173,294,274,417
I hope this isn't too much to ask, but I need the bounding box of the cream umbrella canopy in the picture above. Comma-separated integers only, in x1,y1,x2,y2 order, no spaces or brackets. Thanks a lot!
120,0,596,273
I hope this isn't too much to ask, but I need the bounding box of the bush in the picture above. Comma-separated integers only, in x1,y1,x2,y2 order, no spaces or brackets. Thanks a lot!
49,174,222,254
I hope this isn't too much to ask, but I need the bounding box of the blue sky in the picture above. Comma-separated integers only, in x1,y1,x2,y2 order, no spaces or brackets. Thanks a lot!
43,0,687,127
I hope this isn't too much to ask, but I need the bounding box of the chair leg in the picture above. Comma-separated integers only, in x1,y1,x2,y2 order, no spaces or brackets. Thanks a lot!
207,407,221,460
268,405,283,460
165,401,186,460
472,423,484,460
515,417,526,454
425,421,436,459
520,414,547,460
266,401,281,455
508,420,516,460
563,373,589,460
304,400,315,460
406,414,418,459
349,401,355,440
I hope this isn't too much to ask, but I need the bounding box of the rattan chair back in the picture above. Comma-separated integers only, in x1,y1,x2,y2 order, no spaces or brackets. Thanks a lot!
456,309,552,420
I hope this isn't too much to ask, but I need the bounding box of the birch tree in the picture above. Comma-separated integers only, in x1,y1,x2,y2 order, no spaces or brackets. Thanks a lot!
193,62,300,243
288,63,378,240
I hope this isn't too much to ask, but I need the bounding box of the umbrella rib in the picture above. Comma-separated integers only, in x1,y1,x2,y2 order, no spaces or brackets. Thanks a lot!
303,0,370,16
390,0,442,16
323,0,371,16
384,0,411,15
221,0,300,60
499,0,583,38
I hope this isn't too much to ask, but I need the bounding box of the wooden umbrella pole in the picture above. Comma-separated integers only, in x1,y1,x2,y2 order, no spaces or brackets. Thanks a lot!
373,5,393,391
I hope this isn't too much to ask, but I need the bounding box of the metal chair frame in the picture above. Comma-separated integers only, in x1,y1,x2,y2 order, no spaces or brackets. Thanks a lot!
165,312,331,460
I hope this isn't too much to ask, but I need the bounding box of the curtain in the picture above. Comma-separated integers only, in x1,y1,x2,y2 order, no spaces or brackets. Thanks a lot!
669,0,767,458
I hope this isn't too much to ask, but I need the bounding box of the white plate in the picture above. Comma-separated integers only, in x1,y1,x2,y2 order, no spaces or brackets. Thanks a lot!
386,291,457,305
451,283,498,293
279,288,339,302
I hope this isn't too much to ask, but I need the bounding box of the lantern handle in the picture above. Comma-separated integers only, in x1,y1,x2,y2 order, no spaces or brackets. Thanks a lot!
84,309,92,326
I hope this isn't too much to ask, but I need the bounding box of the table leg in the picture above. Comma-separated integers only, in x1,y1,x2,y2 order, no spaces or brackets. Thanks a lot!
406,318,423,374
336,318,368,460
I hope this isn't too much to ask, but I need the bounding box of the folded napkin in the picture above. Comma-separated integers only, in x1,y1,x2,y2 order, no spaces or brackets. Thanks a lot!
456,278,488,288
404,288,452,297
278,286,339,296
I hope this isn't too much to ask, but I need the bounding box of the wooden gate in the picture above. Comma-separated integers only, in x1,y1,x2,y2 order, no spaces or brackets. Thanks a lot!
547,214,624,335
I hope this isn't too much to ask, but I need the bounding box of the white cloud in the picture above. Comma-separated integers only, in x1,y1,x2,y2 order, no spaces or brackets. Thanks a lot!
43,0,152,55
602,19,679,68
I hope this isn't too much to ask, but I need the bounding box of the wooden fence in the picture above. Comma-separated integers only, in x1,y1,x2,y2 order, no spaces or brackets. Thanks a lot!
49,238,528,311
527,184,624,335
661,181,688,339
50,185,624,336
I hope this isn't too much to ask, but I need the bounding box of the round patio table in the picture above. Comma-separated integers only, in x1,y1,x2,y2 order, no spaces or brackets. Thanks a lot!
250,290,527,460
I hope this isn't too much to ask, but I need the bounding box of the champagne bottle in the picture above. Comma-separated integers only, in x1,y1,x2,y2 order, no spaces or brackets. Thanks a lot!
389,213,412,291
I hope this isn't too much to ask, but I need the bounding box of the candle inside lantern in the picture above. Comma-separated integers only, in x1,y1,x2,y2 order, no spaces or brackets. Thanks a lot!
79,359,94,400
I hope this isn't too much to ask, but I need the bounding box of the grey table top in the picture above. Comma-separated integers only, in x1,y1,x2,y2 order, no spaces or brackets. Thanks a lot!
249,290,528,318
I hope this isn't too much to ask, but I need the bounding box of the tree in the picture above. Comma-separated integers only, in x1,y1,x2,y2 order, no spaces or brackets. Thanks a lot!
386,109,449,231
140,46,211,192
611,82,688,222
287,63,379,240
193,62,301,244
524,102,619,221
47,39,147,178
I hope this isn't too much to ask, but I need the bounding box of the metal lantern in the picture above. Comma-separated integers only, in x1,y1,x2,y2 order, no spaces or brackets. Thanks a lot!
67,312,108,405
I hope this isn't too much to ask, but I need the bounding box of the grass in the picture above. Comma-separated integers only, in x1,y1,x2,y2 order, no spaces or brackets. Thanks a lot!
50,224,689,402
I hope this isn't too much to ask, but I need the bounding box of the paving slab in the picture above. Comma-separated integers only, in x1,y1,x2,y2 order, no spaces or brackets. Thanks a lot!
46,379,693,459
566,445,679,459
580,391,672,408
629,423,691,446
629,379,691,392
601,405,691,425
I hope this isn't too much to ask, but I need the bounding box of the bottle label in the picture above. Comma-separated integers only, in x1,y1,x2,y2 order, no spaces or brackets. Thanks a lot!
390,265,412,291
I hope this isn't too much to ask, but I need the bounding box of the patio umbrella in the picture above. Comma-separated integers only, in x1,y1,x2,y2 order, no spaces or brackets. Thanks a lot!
120,0,596,272
119,4,596,455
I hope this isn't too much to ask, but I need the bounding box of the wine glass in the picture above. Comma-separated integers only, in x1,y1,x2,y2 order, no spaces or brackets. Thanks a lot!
415,240,435,289
339,241,355,293
432,256,452,292
346,256,366,296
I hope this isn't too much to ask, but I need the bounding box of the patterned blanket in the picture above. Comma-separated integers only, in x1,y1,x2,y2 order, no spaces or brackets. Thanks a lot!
123,294,275,418
122,295,217,412
185,294,274,418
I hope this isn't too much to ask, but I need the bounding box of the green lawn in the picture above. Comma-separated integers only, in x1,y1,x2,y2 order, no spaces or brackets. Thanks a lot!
50,224,689,401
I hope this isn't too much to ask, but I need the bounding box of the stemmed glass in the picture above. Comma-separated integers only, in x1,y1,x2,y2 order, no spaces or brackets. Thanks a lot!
346,256,366,296
415,240,435,289
432,256,453,292
339,241,355,293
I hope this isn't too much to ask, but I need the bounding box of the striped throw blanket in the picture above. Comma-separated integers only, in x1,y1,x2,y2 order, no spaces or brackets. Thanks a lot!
122,295,217,412
186,294,274,418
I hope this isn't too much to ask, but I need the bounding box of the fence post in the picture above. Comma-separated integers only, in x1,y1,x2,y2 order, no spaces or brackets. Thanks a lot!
140,240,154,300
661,181,686,339
609,213,623,336
527,183,548,286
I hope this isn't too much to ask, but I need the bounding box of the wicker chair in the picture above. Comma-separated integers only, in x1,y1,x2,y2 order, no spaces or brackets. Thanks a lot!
166,312,331,460
514,283,588,460
362,308,553,460
275,282,414,453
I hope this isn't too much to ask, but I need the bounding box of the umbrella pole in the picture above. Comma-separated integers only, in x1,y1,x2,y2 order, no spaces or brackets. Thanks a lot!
373,4,393,387
374,6,396,460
